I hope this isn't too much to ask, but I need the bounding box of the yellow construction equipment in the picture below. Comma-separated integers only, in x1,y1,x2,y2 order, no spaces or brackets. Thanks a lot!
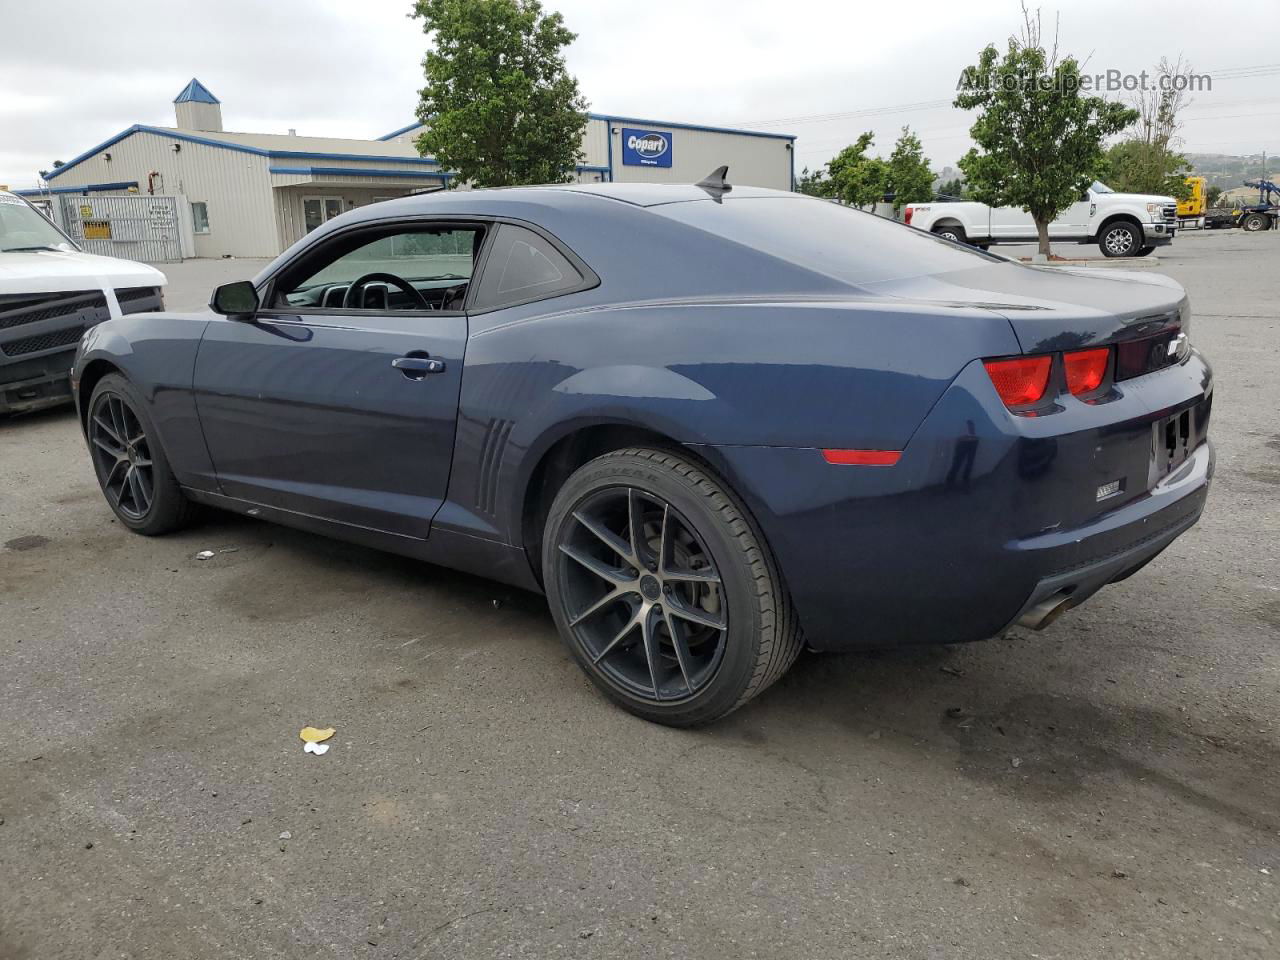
1178,176,1207,227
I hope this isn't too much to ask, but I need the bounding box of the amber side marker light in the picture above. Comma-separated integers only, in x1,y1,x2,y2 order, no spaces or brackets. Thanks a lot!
822,449,902,466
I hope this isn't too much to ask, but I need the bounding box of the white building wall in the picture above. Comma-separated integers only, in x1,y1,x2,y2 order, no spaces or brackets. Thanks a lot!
602,122,793,190
175,100,223,132
367,118,791,188
43,130,277,258
581,118,611,168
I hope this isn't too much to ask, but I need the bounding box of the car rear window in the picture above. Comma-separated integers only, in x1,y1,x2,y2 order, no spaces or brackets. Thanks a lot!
652,195,1000,285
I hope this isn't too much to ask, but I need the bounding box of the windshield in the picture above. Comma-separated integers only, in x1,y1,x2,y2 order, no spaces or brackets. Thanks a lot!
1091,181,1115,194
654,195,1000,286
0,196,76,252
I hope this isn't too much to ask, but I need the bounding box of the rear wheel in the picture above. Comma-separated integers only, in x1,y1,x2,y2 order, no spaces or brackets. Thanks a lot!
542,448,802,726
1241,212,1269,232
88,374,195,535
1100,221,1142,257
932,223,967,244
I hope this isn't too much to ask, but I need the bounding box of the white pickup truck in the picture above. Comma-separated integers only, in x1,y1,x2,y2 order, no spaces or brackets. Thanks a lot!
904,181,1178,257
1,191,167,414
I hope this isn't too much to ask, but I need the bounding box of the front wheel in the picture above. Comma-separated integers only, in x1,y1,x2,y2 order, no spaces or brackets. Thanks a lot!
1100,222,1142,257
87,374,196,535
1241,212,1269,232
542,448,803,726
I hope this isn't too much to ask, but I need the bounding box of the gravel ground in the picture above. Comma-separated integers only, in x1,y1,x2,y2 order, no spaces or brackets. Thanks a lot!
1,230,1277,959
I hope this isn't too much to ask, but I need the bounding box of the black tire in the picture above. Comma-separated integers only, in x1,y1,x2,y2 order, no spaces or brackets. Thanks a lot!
932,223,967,244
1135,245,1155,257
542,447,803,727
1241,212,1268,232
87,374,196,535
1099,221,1142,257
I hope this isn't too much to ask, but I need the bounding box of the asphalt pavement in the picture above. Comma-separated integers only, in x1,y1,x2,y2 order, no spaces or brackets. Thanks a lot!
1,229,1277,959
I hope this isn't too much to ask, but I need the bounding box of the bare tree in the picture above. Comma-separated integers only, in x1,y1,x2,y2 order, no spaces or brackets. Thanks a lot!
1123,56,1196,195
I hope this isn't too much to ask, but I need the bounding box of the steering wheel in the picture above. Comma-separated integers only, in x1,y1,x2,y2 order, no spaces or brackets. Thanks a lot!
342,272,431,310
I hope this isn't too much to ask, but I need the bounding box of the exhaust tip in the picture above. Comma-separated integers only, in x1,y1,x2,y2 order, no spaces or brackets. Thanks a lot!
1017,592,1074,631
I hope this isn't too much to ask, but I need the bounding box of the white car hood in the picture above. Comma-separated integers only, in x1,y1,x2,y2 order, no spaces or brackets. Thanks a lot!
0,249,167,295
1107,192,1176,206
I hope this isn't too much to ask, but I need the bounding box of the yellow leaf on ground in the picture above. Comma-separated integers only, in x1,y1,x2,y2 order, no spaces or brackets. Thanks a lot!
299,726,336,743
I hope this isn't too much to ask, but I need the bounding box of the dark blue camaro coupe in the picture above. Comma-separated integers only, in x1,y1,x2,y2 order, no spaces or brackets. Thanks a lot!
73,178,1213,725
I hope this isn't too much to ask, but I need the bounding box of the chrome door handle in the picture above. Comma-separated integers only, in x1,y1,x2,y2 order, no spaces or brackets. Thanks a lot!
392,356,446,379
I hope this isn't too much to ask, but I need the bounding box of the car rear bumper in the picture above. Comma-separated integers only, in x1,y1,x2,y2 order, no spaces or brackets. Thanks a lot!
1003,440,1210,631
701,353,1213,652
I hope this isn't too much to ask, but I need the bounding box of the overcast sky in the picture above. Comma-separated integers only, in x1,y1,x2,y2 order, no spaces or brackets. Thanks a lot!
2,0,1278,189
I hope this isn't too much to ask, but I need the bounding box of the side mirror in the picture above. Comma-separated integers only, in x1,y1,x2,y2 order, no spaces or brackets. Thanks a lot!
210,280,259,318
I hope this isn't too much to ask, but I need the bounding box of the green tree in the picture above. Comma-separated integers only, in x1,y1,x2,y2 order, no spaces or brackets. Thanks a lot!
411,0,589,187
794,165,832,197
1103,139,1192,199
1206,184,1223,207
885,127,934,211
936,177,966,199
827,132,889,208
953,6,1137,255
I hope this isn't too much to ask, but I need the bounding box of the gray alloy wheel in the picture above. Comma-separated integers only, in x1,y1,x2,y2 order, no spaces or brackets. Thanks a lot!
933,224,966,244
1240,212,1268,232
87,374,196,535
542,448,803,726
1100,222,1141,257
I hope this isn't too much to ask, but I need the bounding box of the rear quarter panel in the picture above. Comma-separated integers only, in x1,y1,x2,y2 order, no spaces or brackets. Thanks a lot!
449,297,1021,544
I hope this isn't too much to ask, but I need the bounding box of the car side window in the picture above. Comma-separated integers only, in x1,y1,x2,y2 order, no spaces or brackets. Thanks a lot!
269,225,484,313
470,223,586,311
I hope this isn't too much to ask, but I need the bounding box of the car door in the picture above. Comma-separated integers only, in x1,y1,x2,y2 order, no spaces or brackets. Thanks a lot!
192,219,485,539
1049,190,1093,239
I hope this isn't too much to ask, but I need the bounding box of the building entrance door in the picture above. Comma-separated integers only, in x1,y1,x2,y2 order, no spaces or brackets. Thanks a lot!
302,196,345,233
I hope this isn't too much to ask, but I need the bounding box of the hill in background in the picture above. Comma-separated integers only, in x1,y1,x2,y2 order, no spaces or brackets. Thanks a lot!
1184,153,1276,192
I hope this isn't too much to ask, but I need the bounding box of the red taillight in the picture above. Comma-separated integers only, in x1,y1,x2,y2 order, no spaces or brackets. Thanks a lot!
822,449,901,466
903,206,914,225
1063,347,1109,395
983,355,1052,407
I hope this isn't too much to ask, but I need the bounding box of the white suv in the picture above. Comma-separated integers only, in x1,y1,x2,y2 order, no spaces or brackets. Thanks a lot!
0,191,167,414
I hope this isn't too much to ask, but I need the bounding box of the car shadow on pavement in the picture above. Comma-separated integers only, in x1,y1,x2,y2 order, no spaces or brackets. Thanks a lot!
155,506,1280,845
0,405,79,431
727,640,1280,838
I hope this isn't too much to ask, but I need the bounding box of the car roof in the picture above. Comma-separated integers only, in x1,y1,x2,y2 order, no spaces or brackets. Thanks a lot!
369,182,794,216
540,182,793,207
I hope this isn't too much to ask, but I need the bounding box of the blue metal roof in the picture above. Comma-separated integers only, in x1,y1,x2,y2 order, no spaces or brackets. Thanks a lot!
174,79,220,105
44,125,444,180
588,113,796,142
378,115,797,142
377,123,423,142
14,180,139,196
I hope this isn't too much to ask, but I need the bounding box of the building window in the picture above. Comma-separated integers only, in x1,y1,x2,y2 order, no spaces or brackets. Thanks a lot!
191,202,210,234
